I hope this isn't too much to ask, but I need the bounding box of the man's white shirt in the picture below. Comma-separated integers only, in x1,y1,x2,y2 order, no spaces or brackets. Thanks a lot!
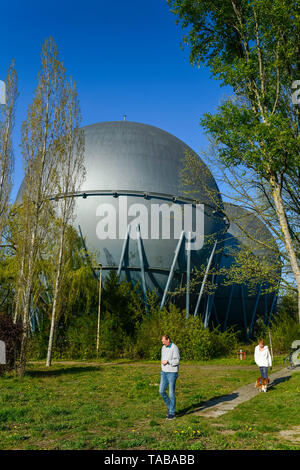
161,343,180,372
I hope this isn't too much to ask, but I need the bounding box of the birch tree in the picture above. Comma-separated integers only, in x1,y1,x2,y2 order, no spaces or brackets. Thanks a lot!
15,37,77,376
46,79,85,367
169,0,300,322
0,62,18,241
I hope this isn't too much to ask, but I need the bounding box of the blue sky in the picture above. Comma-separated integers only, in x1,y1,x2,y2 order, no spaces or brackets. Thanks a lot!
0,0,231,201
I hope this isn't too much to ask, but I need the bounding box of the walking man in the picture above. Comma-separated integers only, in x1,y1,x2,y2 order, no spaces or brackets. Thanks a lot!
159,334,180,420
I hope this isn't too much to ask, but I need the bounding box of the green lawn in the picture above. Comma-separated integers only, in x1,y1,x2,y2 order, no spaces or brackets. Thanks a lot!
0,357,299,450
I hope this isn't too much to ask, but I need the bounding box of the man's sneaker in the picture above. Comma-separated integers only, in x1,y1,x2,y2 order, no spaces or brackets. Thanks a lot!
167,414,175,420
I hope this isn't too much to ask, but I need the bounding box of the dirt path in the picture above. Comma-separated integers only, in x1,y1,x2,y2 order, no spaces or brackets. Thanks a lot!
194,367,300,418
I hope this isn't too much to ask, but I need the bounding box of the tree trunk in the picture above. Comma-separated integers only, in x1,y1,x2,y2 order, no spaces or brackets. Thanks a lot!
17,229,36,376
18,318,29,377
13,254,25,323
271,177,300,323
46,227,65,367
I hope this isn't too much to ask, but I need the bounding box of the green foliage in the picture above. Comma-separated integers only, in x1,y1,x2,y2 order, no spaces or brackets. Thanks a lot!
219,245,281,296
62,313,97,360
252,294,300,354
276,294,298,321
269,313,300,354
0,252,18,315
170,0,300,183
209,326,239,358
168,0,300,316
28,270,239,361
98,272,144,358
27,226,99,360
268,295,300,354
134,292,238,361
28,270,145,360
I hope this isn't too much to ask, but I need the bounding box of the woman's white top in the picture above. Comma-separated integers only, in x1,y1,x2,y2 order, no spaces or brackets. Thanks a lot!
254,345,272,367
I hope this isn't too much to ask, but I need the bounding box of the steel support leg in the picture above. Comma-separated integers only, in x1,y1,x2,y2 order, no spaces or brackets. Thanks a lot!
264,291,268,324
223,285,235,332
78,224,97,279
247,284,262,340
213,302,219,325
137,224,147,303
117,224,131,276
186,231,192,318
194,240,217,317
160,231,185,309
204,274,217,328
267,291,277,326
241,284,248,340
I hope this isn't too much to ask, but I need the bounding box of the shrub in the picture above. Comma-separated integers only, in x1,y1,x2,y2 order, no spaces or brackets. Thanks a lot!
98,272,144,358
134,299,238,361
28,319,51,360
269,312,300,354
264,294,300,355
209,326,238,358
62,313,97,359
26,274,240,362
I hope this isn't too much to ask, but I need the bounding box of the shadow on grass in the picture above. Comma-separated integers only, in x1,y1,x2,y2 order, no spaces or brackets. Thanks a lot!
177,374,293,417
177,392,239,417
25,360,138,378
26,366,101,378
269,375,291,389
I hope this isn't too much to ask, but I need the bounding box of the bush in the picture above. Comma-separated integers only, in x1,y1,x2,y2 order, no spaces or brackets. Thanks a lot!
26,275,240,362
264,294,300,355
0,313,23,374
209,326,238,358
62,313,97,359
134,299,238,361
28,319,51,360
98,272,144,358
269,312,300,354
28,271,144,361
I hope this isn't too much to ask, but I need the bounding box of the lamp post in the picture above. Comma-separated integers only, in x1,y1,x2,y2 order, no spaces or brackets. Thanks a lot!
96,264,103,358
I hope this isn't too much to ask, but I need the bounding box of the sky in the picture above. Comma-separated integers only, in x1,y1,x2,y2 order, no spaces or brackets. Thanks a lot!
0,0,231,201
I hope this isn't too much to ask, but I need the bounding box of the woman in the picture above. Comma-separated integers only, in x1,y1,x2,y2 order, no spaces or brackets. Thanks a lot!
254,338,272,379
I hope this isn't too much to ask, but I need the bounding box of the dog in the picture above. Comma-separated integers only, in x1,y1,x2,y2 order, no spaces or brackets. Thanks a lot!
255,377,270,393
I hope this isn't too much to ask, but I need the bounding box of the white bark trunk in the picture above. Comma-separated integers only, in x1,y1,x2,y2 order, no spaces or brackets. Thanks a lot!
271,178,300,323
46,226,65,367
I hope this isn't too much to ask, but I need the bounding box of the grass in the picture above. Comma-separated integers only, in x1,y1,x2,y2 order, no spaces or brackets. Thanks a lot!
0,356,299,450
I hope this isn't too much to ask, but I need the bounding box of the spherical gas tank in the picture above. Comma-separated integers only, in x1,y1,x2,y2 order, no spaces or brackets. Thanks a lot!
17,121,227,298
